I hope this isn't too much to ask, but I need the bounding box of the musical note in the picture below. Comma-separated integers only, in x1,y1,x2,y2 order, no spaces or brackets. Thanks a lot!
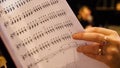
9,13,70,39
13,19,73,50
20,33,71,61
1,0,32,14
0,0,84,68
0,0,6,4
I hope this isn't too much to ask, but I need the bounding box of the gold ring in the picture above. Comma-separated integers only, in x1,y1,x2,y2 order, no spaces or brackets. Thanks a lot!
98,45,103,55
101,36,108,46
98,36,108,55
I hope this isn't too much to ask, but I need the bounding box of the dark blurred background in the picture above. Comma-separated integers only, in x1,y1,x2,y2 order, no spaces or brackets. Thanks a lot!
67,0,120,27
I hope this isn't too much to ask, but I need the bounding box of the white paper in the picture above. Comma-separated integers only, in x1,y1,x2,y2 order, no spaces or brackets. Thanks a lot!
0,0,109,68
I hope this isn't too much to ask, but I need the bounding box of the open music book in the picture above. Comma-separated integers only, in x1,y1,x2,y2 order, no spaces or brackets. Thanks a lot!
0,0,109,68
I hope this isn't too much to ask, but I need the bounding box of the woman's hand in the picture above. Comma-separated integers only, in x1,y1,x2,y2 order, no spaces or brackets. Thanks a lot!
72,27,120,68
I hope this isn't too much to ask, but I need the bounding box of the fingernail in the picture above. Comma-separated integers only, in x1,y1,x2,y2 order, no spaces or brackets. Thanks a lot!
72,33,83,39
72,33,77,39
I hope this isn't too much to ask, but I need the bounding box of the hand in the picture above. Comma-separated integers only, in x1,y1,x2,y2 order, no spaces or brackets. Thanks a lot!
72,27,120,68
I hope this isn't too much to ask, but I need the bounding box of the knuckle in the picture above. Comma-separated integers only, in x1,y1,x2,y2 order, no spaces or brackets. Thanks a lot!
111,30,118,35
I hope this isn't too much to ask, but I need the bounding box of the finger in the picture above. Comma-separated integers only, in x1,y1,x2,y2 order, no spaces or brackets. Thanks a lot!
84,53,106,62
72,32,105,43
85,27,120,44
77,43,100,55
106,45,120,54
85,27,119,36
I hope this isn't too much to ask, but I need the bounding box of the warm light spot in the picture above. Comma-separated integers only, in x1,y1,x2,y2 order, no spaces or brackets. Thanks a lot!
116,2,120,11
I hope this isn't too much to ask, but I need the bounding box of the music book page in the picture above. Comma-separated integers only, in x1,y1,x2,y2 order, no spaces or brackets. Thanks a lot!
0,0,109,68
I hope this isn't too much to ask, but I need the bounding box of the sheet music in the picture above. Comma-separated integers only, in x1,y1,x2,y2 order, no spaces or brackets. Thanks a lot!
0,0,84,68
0,0,109,68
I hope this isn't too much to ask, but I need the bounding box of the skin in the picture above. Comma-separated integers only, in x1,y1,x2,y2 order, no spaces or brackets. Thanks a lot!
72,27,120,68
